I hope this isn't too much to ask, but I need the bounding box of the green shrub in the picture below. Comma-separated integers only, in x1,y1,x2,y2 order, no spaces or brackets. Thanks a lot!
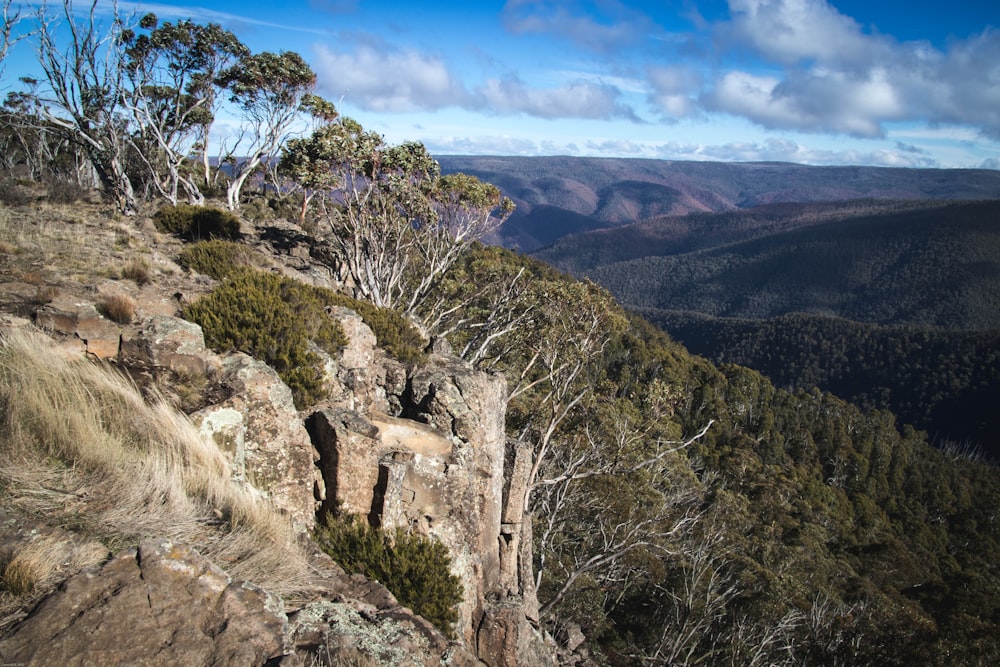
182,270,347,408
152,204,241,241
177,239,264,280
314,514,462,637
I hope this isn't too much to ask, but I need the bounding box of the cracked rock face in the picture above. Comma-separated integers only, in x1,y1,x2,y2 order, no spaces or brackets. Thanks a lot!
194,353,320,532
0,539,288,666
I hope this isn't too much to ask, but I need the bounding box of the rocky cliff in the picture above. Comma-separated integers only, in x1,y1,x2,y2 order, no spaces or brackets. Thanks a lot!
0,203,554,665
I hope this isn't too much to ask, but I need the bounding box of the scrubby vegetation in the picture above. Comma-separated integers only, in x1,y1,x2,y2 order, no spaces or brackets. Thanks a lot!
178,237,427,370
152,204,242,241
314,514,462,637
98,293,137,324
182,270,347,408
423,244,1000,664
176,238,268,278
644,309,1000,459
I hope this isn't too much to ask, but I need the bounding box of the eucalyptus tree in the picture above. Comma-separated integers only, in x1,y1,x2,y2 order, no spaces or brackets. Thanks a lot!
122,13,247,205
217,50,315,210
1,0,28,82
277,94,342,222
281,109,513,316
32,0,137,213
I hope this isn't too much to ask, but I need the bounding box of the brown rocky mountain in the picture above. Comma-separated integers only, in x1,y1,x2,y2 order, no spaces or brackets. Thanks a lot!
437,156,1000,251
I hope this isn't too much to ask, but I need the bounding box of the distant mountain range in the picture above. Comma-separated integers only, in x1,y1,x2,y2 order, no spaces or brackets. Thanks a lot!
437,156,1000,251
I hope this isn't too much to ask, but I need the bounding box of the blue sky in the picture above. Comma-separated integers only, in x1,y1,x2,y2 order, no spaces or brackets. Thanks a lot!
6,1,1000,168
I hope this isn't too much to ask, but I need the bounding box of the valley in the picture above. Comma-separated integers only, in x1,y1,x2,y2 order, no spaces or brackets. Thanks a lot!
438,157,1000,459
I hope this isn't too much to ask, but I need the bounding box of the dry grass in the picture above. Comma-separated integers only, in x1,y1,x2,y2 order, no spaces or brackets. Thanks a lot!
99,293,137,324
121,257,152,286
34,285,59,304
1,535,107,596
0,327,313,598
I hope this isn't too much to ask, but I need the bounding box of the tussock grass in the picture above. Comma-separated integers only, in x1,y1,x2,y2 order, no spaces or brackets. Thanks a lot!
0,327,312,598
121,257,152,286
99,293,137,324
1,535,107,596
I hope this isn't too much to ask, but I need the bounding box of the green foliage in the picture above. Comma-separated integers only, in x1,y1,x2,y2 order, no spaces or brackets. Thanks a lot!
645,309,1000,458
182,260,425,406
313,514,462,637
176,239,264,279
152,204,241,241
182,270,346,408
219,51,316,107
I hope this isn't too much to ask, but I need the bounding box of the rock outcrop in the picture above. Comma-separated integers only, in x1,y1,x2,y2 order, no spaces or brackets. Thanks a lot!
307,353,510,649
0,210,556,666
0,539,288,666
194,352,320,531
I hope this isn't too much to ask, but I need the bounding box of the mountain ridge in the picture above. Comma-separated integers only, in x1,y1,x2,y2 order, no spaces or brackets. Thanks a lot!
437,155,1000,251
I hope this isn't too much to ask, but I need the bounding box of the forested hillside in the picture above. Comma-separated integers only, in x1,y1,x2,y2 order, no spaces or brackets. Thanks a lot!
429,246,1000,664
537,198,1000,459
577,200,1000,329
642,309,1000,459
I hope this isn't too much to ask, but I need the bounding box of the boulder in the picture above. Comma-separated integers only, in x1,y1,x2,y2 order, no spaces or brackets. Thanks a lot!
0,539,287,666
478,600,555,667
286,600,480,667
321,306,407,415
34,295,121,359
306,408,382,521
195,353,319,531
119,314,209,375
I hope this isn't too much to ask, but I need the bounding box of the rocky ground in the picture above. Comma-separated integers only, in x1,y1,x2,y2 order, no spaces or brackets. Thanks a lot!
0,196,522,666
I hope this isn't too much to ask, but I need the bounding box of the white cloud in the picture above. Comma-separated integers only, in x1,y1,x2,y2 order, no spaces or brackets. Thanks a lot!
474,76,639,121
703,66,904,137
313,44,469,112
677,137,940,167
680,2,1000,139
425,135,547,156
501,0,657,53
646,65,704,120
313,40,640,121
722,0,882,67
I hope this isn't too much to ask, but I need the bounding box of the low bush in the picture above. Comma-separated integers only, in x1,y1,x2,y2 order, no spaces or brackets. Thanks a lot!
182,270,348,408
176,239,264,280
0,179,31,206
152,204,241,241
313,514,462,637
44,177,90,205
